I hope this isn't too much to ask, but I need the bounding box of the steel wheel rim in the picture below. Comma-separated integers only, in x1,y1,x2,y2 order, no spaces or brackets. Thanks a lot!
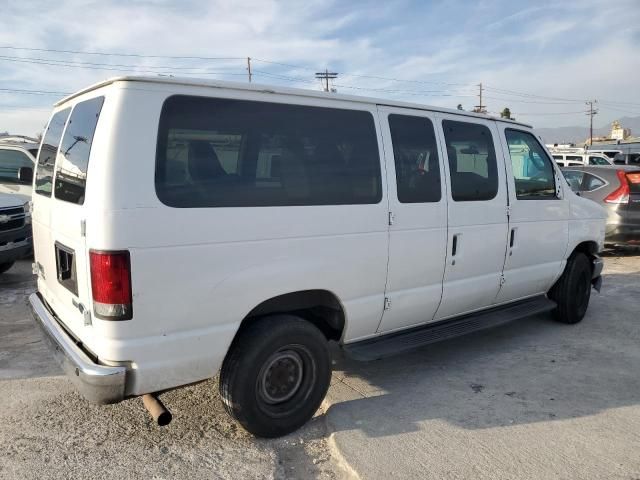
258,349,305,405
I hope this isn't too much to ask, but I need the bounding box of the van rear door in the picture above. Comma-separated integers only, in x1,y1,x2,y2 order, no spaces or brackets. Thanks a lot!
32,96,105,336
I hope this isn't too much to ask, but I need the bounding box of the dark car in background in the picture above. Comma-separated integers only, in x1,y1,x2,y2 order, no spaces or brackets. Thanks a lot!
613,152,640,166
562,165,640,246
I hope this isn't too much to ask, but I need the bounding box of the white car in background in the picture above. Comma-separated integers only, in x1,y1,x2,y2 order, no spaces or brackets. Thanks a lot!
0,137,38,196
551,152,613,167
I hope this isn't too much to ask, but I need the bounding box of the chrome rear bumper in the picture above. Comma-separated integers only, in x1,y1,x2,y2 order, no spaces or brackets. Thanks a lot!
29,293,126,404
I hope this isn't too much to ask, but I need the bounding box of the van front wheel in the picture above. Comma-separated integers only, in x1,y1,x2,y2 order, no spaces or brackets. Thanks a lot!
219,315,331,438
548,252,592,324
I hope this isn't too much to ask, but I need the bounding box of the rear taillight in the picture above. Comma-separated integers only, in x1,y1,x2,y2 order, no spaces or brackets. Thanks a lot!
626,172,640,185
604,170,630,204
89,250,132,320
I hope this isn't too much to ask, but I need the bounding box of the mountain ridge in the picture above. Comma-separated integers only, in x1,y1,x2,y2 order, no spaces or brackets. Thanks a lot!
535,116,640,144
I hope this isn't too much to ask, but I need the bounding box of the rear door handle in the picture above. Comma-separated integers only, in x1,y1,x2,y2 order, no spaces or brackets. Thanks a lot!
452,234,458,256
509,228,516,248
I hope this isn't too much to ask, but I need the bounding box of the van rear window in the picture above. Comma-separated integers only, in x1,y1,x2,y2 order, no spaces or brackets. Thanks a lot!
35,108,70,196
54,96,104,205
155,95,382,208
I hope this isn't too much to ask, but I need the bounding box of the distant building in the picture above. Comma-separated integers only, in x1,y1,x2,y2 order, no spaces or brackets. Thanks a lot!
611,120,631,141
588,120,632,145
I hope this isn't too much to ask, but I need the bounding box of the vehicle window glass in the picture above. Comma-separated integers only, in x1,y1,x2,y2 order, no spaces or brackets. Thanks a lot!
629,154,640,165
35,108,71,196
54,97,105,205
505,129,556,199
155,95,382,207
0,149,33,185
442,120,498,201
583,173,605,191
562,170,584,191
388,114,440,203
552,155,562,160
589,156,609,166
566,155,583,162
28,148,39,158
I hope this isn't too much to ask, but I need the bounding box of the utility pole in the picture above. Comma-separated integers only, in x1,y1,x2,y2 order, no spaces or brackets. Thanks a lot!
473,83,487,114
247,57,252,83
585,100,598,145
315,69,338,92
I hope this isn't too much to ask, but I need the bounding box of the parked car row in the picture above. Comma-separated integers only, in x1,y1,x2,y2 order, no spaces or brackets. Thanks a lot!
561,165,640,246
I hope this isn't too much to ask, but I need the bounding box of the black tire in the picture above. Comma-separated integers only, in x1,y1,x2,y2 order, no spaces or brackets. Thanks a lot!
548,252,592,324
0,262,15,274
219,314,331,438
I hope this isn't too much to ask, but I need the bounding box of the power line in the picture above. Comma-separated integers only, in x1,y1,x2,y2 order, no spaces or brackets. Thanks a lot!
0,87,70,95
0,55,247,76
0,45,243,61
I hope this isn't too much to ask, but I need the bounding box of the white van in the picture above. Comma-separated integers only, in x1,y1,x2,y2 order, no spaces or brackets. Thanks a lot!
30,76,606,437
551,152,613,167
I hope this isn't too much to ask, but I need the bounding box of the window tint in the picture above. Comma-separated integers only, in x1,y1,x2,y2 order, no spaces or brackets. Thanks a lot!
0,149,33,185
562,170,584,191
35,108,70,196
155,96,382,207
589,156,609,166
505,129,556,199
583,173,605,191
54,97,104,205
388,114,440,203
552,155,562,160
442,120,498,201
566,155,583,162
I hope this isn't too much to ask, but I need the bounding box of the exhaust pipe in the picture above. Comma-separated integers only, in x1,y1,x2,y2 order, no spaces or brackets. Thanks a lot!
142,394,172,426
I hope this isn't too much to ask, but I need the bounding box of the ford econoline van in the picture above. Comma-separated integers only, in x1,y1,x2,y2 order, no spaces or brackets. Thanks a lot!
30,76,606,437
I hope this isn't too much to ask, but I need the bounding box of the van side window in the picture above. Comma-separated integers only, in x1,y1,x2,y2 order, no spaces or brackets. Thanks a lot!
505,129,556,200
155,96,382,207
388,114,440,203
54,96,105,205
0,149,33,185
35,108,71,196
442,120,498,201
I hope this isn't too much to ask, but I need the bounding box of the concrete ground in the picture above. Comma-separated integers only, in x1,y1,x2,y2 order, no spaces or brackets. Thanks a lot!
326,250,640,479
1,253,639,479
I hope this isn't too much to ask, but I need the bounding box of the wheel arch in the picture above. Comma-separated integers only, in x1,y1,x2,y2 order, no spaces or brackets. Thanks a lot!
234,289,347,343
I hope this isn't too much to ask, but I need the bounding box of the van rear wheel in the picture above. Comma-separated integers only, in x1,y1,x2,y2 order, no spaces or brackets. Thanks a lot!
0,262,15,274
219,315,331,438
548,252,592,324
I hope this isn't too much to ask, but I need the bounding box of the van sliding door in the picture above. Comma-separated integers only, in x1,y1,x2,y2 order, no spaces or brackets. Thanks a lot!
376,106,448,333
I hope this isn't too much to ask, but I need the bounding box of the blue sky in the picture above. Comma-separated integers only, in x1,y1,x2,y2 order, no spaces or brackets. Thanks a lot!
1,0,639,135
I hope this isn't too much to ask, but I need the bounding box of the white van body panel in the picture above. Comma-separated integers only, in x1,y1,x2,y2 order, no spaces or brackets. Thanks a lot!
375,106,448,333
31,77,606,398
433,113,509,321
496,124,570,301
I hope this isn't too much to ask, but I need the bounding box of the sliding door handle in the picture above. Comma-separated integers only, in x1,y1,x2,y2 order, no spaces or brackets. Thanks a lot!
509,228,516,248
452,234,458,256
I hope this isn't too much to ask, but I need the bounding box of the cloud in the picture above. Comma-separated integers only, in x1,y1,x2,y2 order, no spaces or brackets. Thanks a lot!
0,0,639,134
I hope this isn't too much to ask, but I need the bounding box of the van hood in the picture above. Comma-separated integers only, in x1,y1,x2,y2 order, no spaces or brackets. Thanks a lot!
0,192,29,209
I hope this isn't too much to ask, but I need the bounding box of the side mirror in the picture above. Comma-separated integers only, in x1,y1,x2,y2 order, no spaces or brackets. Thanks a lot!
18,166,34,184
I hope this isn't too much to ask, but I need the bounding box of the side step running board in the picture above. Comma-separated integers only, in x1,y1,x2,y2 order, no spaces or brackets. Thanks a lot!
343,295,556,361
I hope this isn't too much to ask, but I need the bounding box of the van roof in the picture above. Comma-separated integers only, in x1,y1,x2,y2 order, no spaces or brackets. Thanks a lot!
55,75,532,128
